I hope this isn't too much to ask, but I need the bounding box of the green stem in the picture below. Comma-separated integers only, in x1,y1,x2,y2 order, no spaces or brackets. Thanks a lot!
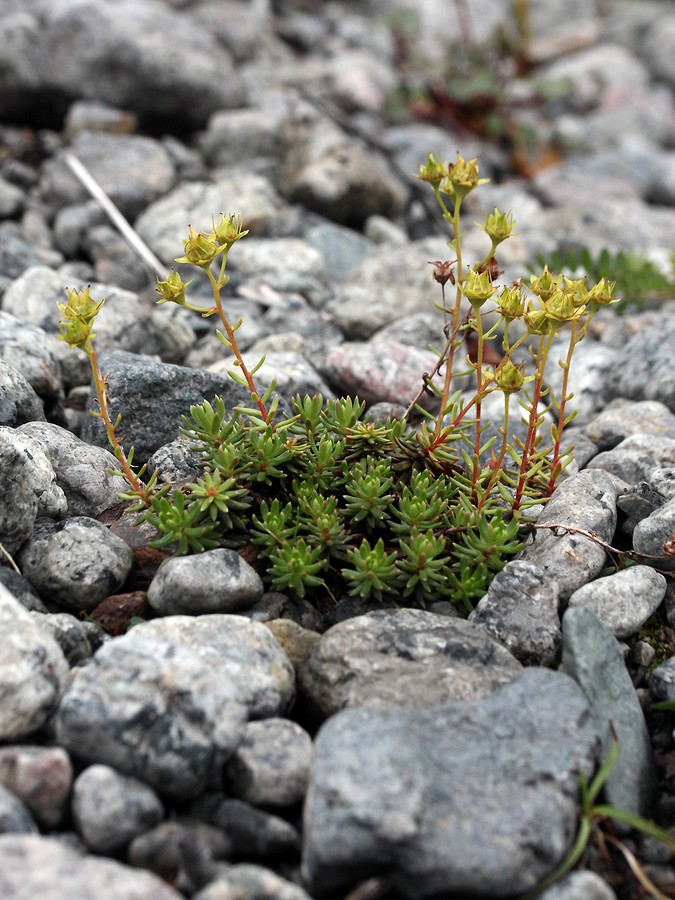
206,268,273,427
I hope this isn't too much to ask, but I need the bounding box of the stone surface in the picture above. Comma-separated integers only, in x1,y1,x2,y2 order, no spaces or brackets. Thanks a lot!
586,434,675,485
298,608,522,720
567,566,667,638
0,361,45,427
0,746,72,830
303,668,598,899
0,584,68,741
193,864,313,900
0,784,37,835
561,607,658,817
148,550,264,616
633,496,675,571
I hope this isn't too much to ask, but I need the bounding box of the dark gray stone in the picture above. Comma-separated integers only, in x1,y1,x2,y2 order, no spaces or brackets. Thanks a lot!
586,434,675,485
584,400,675,449
17,517,134,612
561,607,658,817
303,668,598,899
470,560,561,665
72,764,164,853
298,608,521,720
0,784,37,835
212,799,301,862
148,549,264,616
31,611,96,666
55,631,247,799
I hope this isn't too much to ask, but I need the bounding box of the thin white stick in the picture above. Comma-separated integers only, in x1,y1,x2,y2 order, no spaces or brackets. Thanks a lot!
64,152,166,279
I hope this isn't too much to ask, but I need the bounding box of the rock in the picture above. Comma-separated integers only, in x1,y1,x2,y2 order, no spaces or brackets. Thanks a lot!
586,434,675,485
193,864,313,900
0,428,39,554
538,869,618,899
55,630,247,799
0,583,68,741
298,608,521,720
0,833,181,899
33,611,98,665
224,718,313,808
567,566,667,638
644,13,675,89
0,746,72,830
1,427,68,523
318,340,437,406
0,784,37,834
124,616,296,719
212,799,301,862
72,764,164,853
127,819,231,884
0,222,63,283
561,607,658,817
148,550,264,616
0,310,63,401
40,132,176,219
0,361,45,426
303,667,598,898
17,422,122,517
520,469,618,600
17,517,134,612
633,496,675,571
604,312,675,413
79,350,254,463
648,656,675,702
470,560,561,665
545,337,619,425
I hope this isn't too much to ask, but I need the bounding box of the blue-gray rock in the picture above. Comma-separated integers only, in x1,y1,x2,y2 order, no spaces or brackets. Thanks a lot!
633,496,675,571
586,434,675,485
17,517,133,612
0,584,68,741
648,656,675,702
79,350,254,464
0,429,39,555
32,611,97,666
0,746,73,831
470,559,561,665
604,312,675,413
0,834,181,899
298,608,522,720
127,819,231,885
617,481,667,535
0,784,37,835
584,400,675,449
55,632,247,799
0,569,47,613
148,549,264,616
0,310,63,401
72,764,164,854
561,607,658,818
224,718,313,809
17,422,122,517
304,220,376,282
567,565,667,638
212,799,301,862
0,222,63,283
303,667,598,899
0,361,45,427
650,467,675,500
520,469,618,600
125,616,296,719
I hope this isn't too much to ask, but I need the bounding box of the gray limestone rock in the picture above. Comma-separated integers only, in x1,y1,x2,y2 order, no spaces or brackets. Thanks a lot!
2,427,67,520
0,310,63,401
303,667,599,899
470,560,561,665
0,833,181,899
17,517,133,612
224,718,313,809
520,469,618,600
567,566,667,638
126,616,296,719
633,496,675,571
0,429,39,555
298,608,522,720
586,434,675,485
0,746,72,831
55,632,247,799
0,584,68,741
72,764,164,853
583,400,675,449
0,361,45,427
148,550,264,616
17,421,122,517
604,312,675,413
561,607,658,817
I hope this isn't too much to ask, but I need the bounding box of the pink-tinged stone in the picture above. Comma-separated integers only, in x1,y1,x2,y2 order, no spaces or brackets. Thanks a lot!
0,746,73,829
320,341,438,406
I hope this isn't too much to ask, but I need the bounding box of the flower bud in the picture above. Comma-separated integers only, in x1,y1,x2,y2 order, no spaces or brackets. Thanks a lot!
495,285,525,319
176,226,221,268
543,289,586,324
58,286,104,323
414,153,449,186
524,303,553,335
442,153,489,201
212,213,248,246
156,269,191,306
529,266,560,300
482,208,515,245
459,268,496,306
57,315,94,350
491,357,527,394
587,277,616,307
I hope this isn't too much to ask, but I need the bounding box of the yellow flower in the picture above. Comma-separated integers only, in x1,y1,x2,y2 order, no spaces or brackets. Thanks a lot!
176,226,221,268
57,286,104,323
489,357,531,394
529,266,560,300
414,153,449,186
543,289,587,325
459,268,497,306
482,208,515,245
587,277,616,307
495,285,525,319
156,269,191,306
442,153,489,201
212,213,248,247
